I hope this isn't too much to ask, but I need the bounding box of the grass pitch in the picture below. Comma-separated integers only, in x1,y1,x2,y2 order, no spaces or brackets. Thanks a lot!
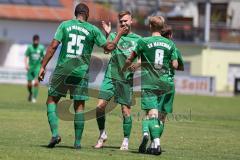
0,84,240,160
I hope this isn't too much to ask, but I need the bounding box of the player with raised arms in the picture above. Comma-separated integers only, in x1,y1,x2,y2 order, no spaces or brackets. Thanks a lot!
94,11,141,150
38,3,128,149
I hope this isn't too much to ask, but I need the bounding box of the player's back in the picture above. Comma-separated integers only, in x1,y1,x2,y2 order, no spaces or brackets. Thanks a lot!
137,36,177,90
53,19,106,78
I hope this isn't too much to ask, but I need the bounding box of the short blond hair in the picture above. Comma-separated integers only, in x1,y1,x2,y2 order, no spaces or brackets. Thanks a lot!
118,11,132,19
149,16,165,32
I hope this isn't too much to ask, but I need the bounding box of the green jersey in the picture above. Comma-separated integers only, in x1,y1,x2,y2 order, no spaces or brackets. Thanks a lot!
25,44,45,69
53,19,107,79
105,32,141,81
134,36,178,90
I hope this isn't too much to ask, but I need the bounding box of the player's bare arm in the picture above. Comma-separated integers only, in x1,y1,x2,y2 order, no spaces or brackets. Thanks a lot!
128,58,141,72
38,40,60,81
122,51,138,71
177,63,184,71
24,56,29,71
172,59,178,70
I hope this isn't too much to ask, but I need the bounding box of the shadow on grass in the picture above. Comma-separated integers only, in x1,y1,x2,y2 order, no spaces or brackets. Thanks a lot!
102,146,120,149
39,145,74,149
129,149,166,155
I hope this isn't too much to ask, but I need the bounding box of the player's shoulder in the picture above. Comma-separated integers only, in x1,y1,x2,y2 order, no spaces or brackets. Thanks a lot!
137,36,151,44
58,19,79,28
38,44,45,49
27,44,32,49
161,36,175,46
59,20,71,26
131,33,142,39
84,22,100,31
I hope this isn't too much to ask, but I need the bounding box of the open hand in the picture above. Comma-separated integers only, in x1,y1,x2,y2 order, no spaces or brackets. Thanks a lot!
102,21,111,35
38,67,45,81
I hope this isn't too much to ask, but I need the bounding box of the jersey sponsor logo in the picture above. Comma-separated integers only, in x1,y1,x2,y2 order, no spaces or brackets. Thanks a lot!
32,53,40,60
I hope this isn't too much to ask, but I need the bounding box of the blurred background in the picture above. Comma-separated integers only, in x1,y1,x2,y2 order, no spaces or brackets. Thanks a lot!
0,0,240,96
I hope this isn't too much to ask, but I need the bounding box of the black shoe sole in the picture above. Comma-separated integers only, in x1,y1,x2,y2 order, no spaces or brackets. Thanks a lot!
152,146,162,155
47,137,61,148
138,135,149,153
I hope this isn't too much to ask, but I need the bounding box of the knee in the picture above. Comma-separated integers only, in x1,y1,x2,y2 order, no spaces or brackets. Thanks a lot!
148,109,158,119
27,82,32,87
34,81,39,87
97,100,107,111
46,96,58,105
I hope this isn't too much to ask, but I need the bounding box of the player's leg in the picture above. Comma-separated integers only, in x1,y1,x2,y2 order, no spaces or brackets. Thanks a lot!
114,79,133,150
139,111,150,153
46,72,68,148
94,77,114,148
32,67,41,103
27,80,33,102
94,99,109,148
46,96,61,148
69,77,89,149
120,105,132,150
32,79,39,103
73,100,85,149
26,69,34,102
139,89,158,153
148,109,164,155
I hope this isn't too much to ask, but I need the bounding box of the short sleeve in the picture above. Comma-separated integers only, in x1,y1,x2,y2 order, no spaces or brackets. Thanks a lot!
25,46,30,57
171,43,178,60
54,22,64,42
133,39,143,56
93,26,107,47
176,48,184,68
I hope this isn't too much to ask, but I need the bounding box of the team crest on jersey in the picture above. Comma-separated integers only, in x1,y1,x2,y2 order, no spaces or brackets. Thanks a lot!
118,41,136,52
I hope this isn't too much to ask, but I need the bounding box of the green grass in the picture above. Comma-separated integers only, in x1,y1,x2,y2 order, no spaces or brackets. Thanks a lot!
0,84,240,160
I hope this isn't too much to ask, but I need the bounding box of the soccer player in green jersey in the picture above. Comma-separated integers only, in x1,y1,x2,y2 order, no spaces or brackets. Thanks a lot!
94,11,141,150
38,3,128,149
158,25,184,122
123,16,179,155
145,24,185,153
25,35,45,103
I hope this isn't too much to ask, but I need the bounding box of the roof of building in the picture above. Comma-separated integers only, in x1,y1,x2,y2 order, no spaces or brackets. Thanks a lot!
0,0,118,22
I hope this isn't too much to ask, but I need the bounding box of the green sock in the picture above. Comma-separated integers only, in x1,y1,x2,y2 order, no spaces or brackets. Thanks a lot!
74,112,85,146
149,118,164,139
123,115,132,138
142,118,149,135
96,107,105,130
32,86,39,99
47,103,59,137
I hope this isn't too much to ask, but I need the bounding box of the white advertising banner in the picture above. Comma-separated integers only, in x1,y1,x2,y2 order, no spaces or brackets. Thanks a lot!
0,68,26,84
175,75,215,95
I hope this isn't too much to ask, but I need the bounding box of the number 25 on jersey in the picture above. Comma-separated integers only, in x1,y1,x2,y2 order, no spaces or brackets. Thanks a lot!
67,33,85,56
